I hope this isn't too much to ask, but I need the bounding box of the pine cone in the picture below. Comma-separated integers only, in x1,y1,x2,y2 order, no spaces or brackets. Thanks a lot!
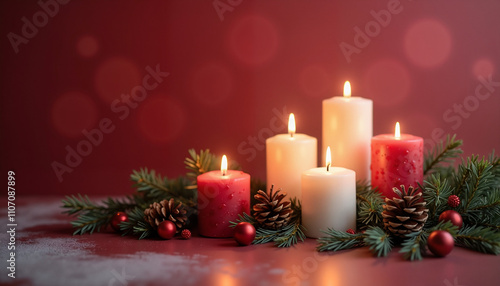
382,185,429,237
144,199,187,231
253,186,293,230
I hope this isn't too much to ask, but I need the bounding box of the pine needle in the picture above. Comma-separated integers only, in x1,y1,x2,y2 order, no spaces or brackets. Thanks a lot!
424,134,463,176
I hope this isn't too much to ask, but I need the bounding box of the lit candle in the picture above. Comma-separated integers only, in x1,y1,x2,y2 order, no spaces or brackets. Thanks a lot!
322,81,373,182
266,113,317,200
302,147,356,238
197,155,250,237
371,122,424,198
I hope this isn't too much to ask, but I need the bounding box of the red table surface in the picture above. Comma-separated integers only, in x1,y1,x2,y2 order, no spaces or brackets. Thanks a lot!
1,196,499,286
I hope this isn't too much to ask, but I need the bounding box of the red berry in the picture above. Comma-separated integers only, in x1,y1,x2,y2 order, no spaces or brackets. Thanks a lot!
234,222,256,246
111,212,128,232
428,230,454,257
181,229,191,239
439,210,463,229
158,220,176,239
447,195,460,208
346,229,356,234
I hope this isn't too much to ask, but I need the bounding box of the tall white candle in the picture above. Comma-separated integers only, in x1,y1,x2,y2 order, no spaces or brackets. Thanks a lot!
322,81,373,182
302,147,356,238
266,113,317,200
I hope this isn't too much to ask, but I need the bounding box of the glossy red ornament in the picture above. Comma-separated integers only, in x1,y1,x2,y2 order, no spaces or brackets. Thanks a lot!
158,220,177,239
439,210,463,229
346,229,356,235
427,230,454,257
111,212,129,232
234,222,256,246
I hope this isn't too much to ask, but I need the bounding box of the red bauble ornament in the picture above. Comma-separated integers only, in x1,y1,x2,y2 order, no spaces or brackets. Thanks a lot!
234,222,256,246
158,220,177,239
346,229,356,235
428,230,454,257
181,229,191,240
439,210,463,229
447,195,460,208
111,212,129,232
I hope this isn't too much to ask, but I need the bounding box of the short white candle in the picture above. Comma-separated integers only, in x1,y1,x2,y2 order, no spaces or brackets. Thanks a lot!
302,147,356,238
322,81,373,182
266,113,317,200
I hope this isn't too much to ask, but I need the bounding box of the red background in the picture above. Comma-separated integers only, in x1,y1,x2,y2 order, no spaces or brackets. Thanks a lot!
1,0,499,196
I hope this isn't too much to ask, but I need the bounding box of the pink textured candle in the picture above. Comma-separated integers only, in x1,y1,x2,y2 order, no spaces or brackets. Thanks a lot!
197,167,250,238
371,123,423,198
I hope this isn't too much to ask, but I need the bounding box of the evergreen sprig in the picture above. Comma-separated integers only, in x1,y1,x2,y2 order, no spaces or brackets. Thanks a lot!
184,149,218,189
317,229,365,252
420,174,453,226
119,207,154,239
62,195,137,235
364,226,393,257
356,181,384,230
424,134,463,176
455,225,500,254
230,198,306,247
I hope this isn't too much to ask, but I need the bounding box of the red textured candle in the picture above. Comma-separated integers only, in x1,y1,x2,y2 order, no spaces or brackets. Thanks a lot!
197,156,250,237
371,123,423,198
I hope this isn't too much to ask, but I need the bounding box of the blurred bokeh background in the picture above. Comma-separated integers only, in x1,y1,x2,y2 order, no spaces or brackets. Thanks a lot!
1,0,499,196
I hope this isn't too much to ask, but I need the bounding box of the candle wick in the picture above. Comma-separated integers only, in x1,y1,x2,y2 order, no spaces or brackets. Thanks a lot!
290,131,294,138
327,164,330,172
222,170,227,176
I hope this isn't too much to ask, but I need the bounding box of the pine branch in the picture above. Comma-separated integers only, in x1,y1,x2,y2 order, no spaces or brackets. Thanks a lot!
453,156,498,227
120,207,155,239
356,181,384,230
317,229,365,252
400,231,428,261
455,225,500,255
62,195,138,235
229,199,306,248
420,174,453,226
424,134,463,176
62,194,104,215
184,149,218,189
130,169,195,208
364,226,393,257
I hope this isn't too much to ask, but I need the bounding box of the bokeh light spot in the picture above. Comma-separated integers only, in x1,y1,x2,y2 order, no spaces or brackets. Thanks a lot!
77,35,99,58
404,19,452,68
472,58,494,78
94,57,141,104
51,92,98,138
228,15,279,67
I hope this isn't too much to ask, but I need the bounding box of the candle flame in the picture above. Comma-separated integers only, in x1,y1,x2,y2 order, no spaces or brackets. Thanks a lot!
343,81,351,98
288,113,296,137
326,146,332,171
221,155,227,176
395,122,401,139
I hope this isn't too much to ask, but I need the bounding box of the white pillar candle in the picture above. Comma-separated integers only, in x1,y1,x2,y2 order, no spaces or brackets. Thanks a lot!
322,81,373,182
302,147,356,238
266,113,317,200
